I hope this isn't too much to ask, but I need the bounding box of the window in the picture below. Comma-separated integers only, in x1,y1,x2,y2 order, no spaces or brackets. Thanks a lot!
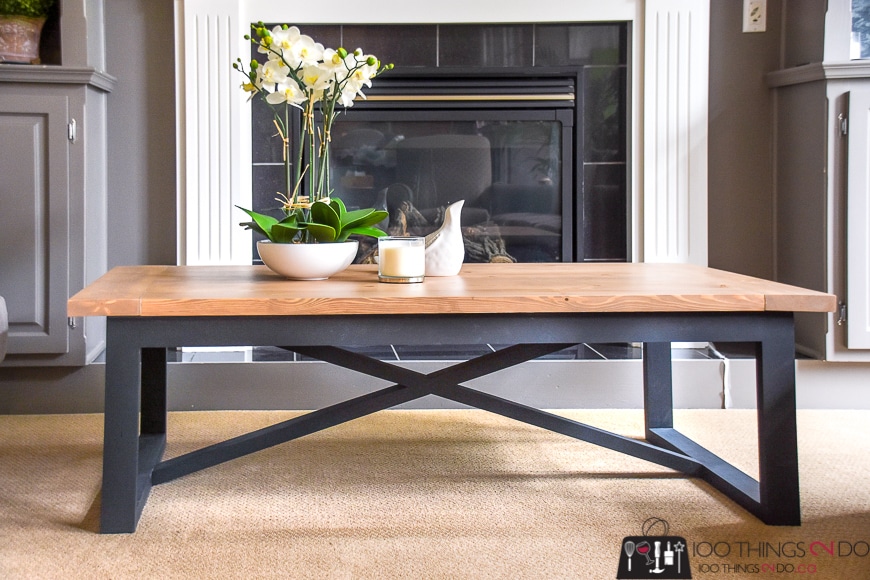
852,0,870,58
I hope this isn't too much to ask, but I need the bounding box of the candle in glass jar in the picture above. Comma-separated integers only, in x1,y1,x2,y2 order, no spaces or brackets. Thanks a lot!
378,237,425,283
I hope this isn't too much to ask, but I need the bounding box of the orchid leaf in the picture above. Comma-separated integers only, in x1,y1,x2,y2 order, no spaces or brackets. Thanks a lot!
270,222,303,243
337,225,387,243
304,222,338,243
343,208,388,231
310,201,341,233
328,197,348,218
237,198,386,245
237,206,278,238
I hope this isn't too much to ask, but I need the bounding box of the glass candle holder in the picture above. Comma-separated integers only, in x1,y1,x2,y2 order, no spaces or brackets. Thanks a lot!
378,236,425,283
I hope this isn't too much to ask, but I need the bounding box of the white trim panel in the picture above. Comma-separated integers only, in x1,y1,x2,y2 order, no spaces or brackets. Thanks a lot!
643,0,709,265
176,0,251,265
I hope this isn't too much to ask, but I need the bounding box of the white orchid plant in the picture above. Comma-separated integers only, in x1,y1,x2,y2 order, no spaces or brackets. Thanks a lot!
234,23,393,243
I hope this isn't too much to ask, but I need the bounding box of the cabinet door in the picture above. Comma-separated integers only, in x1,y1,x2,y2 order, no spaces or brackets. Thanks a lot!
0,93,70,354
847,90,870,348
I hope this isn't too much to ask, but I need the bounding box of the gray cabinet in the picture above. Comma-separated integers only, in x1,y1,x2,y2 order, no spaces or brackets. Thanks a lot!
0,0,114,366
767,0,870,361
845,89,870,349
0,71,113,366
0,90,71,357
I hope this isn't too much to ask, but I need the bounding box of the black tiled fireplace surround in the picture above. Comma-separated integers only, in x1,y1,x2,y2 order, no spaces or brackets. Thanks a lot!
251,22,629,263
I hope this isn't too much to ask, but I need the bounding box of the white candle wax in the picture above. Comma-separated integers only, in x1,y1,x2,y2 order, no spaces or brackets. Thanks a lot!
379,244,425,277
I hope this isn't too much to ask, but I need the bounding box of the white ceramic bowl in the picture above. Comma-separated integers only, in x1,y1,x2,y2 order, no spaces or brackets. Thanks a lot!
257,240,359,280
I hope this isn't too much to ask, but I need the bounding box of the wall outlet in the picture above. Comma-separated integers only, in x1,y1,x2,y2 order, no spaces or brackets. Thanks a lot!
743,0,767,33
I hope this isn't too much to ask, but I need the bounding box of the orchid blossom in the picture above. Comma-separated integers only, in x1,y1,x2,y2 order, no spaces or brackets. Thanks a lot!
233,23,393,242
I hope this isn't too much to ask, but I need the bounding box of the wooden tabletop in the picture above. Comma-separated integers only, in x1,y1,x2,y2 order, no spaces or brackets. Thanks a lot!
67,263,837,317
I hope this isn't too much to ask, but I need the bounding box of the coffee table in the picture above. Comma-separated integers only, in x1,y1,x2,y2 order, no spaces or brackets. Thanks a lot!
67,262,836,533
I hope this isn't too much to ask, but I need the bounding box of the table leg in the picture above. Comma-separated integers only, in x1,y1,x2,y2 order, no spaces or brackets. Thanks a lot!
755,315,801,525
643,342,674,436
101,319,144,533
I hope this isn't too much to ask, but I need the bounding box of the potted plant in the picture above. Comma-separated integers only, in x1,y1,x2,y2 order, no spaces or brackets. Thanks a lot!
0,0,55,64
233,23,393,279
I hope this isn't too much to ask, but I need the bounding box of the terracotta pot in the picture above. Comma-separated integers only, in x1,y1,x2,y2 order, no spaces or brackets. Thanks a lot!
0,15,46,64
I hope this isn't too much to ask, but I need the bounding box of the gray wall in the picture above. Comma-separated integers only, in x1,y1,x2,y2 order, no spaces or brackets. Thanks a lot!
707,0,782,280
781,0,827,67
105,0,177,267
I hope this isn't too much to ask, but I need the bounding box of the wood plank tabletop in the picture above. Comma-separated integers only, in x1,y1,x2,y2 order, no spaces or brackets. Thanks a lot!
67,263,837,317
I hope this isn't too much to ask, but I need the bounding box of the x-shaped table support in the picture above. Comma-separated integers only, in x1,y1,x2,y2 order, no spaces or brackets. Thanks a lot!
99,311,801,533
149,344,765,525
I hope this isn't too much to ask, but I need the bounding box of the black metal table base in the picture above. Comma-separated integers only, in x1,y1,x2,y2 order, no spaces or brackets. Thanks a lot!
100,312,800,533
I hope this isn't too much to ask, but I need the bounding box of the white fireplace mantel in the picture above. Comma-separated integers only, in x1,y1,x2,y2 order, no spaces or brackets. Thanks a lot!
174,0,709,266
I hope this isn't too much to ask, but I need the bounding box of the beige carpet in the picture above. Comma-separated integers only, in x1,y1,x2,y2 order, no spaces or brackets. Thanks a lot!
1,409,869,579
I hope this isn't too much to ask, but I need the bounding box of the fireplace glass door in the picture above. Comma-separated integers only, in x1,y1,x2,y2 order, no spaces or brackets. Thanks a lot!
327,109,572,263
253,107,573,263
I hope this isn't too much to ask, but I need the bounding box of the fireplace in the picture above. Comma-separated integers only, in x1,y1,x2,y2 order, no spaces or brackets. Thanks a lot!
251,23,629,263
176,1,711,268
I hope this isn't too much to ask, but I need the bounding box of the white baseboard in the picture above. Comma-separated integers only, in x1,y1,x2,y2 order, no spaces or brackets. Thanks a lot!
721,359,870,410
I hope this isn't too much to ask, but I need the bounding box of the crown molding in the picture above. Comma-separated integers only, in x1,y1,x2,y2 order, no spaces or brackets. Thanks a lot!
0,65,116,92
766,61,870,88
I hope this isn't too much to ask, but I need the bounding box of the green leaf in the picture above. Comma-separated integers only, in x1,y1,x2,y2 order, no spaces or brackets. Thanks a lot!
310,201,341,233
236,206,279,239
338,226,387,242
304,222,337,242
328,197,348,218
342,208,388,231
239,220,267,237
278,213,300,226
270,223,303,243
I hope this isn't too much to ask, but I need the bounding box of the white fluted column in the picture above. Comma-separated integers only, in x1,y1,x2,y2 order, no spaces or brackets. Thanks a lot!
175,0,251,265
642,0,710,265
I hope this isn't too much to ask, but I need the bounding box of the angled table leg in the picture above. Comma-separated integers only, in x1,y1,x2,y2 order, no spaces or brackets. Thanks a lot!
642,315,801,525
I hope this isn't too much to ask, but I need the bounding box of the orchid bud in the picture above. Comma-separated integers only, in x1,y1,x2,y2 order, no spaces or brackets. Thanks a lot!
337,47,348,59
366,56,377,66
250,59,258,70
354,48,362,56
